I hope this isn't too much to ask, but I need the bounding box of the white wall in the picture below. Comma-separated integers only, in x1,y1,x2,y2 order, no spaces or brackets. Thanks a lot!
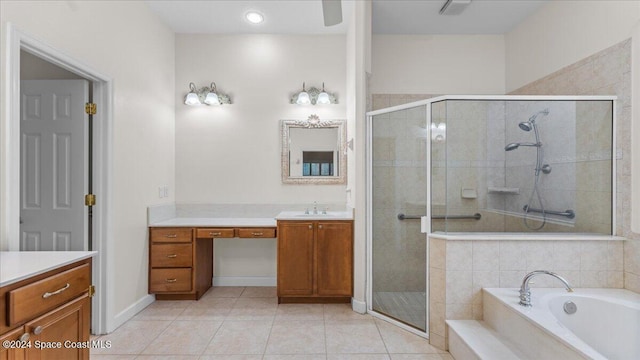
175,34,347,205
370,35,506,95
0,1,175,328
506,0,640,92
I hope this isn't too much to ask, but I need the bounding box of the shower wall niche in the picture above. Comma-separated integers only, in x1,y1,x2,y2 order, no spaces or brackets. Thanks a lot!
431,98,614,234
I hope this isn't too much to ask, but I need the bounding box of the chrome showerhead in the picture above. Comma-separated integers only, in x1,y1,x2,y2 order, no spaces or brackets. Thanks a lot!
519,122,533,131
504,142,540,151
519,108,549,132
505,143,520,151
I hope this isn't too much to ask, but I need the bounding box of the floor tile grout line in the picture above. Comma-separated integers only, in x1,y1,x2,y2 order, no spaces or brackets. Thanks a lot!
135,315,178,356
373,317,392,355
262,306,277,358
323,303,328,359
198,313,225,357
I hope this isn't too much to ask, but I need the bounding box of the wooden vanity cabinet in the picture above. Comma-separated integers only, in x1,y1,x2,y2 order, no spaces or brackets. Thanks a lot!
149,227,213,300
277,220,353,303
149,226,277,300
0,327,27,360
0,258,92,360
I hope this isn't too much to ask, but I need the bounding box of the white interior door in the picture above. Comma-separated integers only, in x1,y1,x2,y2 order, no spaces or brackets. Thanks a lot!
20,79,89,251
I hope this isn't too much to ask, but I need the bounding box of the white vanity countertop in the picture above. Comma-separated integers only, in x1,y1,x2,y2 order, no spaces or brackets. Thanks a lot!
275,211,354,221
0,251,97,287
150,217,277,227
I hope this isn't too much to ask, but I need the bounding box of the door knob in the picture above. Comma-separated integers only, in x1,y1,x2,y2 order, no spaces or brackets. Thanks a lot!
19,333,30,341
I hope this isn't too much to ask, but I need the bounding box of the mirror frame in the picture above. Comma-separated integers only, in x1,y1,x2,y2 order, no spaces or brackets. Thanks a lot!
281,118,347,185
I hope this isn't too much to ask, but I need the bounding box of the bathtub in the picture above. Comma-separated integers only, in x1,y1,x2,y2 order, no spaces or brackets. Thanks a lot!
483,288,640,360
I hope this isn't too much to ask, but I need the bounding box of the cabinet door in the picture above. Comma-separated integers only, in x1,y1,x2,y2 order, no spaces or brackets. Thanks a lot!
316,222,353,296
25,295,90,360
277,222,314,295
0,327,27,360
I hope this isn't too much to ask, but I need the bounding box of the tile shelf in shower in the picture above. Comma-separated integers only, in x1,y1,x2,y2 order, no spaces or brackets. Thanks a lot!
487,187,520,195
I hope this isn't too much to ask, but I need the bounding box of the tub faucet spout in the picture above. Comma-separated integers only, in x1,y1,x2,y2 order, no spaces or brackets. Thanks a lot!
519,270,573,307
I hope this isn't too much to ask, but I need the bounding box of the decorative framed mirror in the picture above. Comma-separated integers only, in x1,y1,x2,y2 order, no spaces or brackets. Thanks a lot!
281,116,347,184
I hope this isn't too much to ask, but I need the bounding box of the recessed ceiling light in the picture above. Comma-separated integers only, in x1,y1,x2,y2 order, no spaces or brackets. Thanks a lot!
245,11,264,24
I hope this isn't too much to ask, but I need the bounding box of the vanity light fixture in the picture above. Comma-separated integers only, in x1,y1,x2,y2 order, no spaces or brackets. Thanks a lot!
316,83,331,105
291,82,337,105
296,82,311,105
185,83,201,105
184,82,232,106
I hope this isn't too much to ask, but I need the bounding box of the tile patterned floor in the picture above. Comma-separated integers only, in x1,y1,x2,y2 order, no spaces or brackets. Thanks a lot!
91,287,453,360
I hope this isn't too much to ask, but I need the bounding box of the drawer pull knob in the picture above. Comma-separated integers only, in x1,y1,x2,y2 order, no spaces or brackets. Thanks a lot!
167,254,177,258
165,234,178,238
166,278,177,283
309,225,313,229
210,232,222,236
33,326,43,335
252,232,264,236
19,333,30,342
42,283,70,298
319,225,323,229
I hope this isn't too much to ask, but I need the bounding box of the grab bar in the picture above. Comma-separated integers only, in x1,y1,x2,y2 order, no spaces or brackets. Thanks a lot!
397,213,482,221
523,205,575,219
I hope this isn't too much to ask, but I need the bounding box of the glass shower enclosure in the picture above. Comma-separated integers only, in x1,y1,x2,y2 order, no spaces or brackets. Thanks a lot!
367,95,616,336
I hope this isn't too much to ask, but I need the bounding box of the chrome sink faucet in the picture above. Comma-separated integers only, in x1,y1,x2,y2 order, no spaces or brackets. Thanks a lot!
519,270,573,307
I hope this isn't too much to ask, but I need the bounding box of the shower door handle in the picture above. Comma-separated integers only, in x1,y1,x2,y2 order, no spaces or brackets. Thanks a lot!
421,216,428,233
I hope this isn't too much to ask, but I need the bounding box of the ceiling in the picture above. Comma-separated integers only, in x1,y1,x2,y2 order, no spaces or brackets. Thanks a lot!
145,0,354,34
145,0,548,35
373,0,548,34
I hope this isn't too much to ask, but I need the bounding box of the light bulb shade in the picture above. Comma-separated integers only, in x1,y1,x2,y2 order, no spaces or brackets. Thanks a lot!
296,91,311,105
204,92,220,105
185,92,201,105
316,91,330,105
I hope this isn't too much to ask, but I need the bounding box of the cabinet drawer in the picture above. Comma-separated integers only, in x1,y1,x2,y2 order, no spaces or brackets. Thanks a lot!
237,228,276,238
150,269,192,293
151,244,193,268
8,263,90,326
196,228,234,238
151,228,192,243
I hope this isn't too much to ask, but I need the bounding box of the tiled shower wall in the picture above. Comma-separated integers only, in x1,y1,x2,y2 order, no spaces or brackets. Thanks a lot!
510,39,639,293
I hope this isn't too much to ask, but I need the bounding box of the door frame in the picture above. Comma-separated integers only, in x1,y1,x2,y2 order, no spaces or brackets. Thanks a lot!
4,23,113,335
364,103,431,339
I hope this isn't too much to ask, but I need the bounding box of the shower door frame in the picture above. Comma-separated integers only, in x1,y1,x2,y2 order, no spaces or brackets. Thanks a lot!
365,95,618,338
366,98,434,338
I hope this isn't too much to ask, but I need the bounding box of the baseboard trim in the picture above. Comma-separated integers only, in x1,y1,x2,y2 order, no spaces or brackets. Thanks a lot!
213,276,276,287
351,297,367,314
111,294,155,333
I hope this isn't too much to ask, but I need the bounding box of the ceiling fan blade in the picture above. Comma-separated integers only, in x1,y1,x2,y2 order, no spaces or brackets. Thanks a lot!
322,0,343,26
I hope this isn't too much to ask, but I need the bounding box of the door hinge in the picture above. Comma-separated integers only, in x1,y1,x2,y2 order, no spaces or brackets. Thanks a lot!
88,285,96,297
85,102,97,115
85,194,96,206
